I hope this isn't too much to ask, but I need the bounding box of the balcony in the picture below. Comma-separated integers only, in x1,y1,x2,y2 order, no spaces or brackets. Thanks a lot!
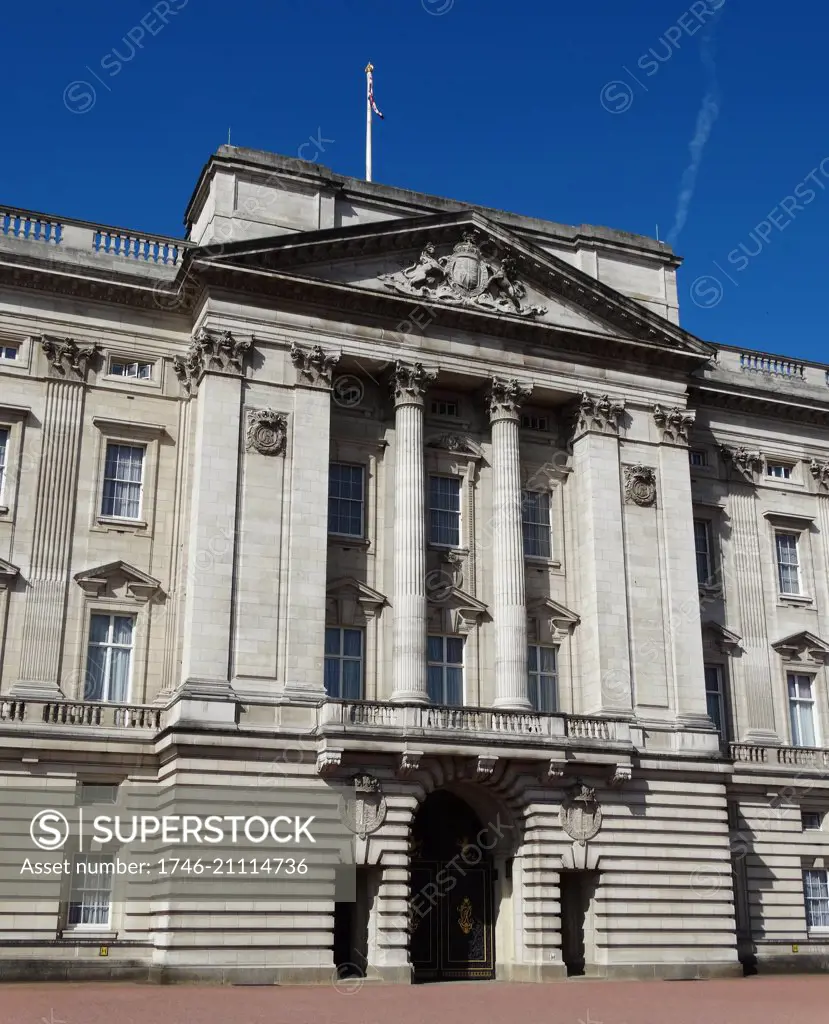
0,698,165,734
730,742,829,770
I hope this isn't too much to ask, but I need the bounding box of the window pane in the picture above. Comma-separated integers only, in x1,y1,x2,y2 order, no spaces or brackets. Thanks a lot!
427,636,444,663
342,629,362,658
341,659,362,700
324,658,341,697
522,491,551,559
704,665,721,694
445,667,463,706
527,646,538,672
328,464,364,537
112,616,134,645
89,614,111,644
428,477,460,546
325,628,341,656
805,870,829,929
706,692,723,737
427,666,444,703
108,648,131,703
446,638,464,665
83,647,107,701
539,647,557,674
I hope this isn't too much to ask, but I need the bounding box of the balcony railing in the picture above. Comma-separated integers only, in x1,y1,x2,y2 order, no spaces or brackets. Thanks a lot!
0,204,185,267
319,699,632,745
0,698,164,732
730,743,829,768
739,352,805,380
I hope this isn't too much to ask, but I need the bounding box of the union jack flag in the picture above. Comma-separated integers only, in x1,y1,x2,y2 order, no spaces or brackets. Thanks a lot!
366,63,384,119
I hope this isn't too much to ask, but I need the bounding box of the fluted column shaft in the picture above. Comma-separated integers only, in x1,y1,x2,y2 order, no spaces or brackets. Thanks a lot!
489,378,532,711
390,362,436,703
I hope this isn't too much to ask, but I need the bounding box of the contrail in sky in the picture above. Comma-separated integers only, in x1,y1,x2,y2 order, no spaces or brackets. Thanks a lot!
667,17,724,248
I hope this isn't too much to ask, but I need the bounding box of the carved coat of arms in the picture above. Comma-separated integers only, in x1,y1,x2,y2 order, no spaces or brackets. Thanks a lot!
380,231,546,318
560,783,602,845
339,774,387,839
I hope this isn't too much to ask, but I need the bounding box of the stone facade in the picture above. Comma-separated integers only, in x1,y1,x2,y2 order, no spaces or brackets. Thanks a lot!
0,147,828,981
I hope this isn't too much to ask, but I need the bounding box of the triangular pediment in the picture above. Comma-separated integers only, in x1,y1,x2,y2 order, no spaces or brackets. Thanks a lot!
427,584,488,636
702,620,742,655
326,577,386,611
772,631,829,666
189,211,712,365
74,561,162,602
527,597,580,640
0,557,20,589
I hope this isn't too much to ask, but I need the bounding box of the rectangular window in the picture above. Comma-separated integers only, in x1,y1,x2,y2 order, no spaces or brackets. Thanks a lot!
804,869,829,930
0,426,8,501
789,673,817,748
84,614,134,703
0,344,19,361
101,443,144,520
67,855,114,928
323,627,364,699
803,812,823,831
427,635,464,706
522,491,552,559
528,645,557,712
521,414,549,432
429,475,461,547
110,359,152,380
694,520,713,585
776,533,801,594
705,665,726,740
689,449,707,468
328,463,365,538
430,400,458,418
767,462,793,480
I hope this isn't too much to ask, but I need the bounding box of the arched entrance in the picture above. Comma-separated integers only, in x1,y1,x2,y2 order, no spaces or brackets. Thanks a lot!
409,790,496,982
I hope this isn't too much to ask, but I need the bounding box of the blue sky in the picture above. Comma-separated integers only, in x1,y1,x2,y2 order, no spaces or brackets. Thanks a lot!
4,0,827,361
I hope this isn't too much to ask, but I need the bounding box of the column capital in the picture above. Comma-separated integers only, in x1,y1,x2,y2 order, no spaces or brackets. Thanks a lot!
487,377,532,422
390,360,437,407
652,404,695,446
174,327,253,397
571,391,625,441
38,335,100,381
290,342,341,388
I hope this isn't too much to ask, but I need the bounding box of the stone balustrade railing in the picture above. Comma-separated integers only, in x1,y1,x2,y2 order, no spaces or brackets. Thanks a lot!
319,699,632,745
738,351,805,379
0,698,164,732
0,204,186,267
730,743,829,768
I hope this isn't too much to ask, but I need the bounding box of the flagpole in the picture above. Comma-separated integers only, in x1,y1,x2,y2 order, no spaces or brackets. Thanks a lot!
365,62,373,182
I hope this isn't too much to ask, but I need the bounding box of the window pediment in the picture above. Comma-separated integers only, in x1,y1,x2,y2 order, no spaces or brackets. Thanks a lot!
0,557,20,590
74,561,162,602
326,577,386,623
527,597,579,641
702,621,742,655
772,631,829,667
427,585,487,635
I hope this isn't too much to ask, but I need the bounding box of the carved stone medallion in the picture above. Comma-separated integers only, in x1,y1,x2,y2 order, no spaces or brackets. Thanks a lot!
339,773,387,839
623,464,657,507
560,783,602,844
246,408,287,456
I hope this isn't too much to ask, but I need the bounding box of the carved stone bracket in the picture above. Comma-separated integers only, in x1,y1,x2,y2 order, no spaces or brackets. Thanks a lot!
572,392,625,439
810,460,829,490
390,360,437,405
487,377,533,421
290,342,340,388
609,764,632,787
397,750,423,777
540,759,567,784
623,463,657,507
653,405,696,445
316,750,343,776
173,327,252,395
720,445,763,481
473,755,498,780
39,336,100,379
245,408,288,456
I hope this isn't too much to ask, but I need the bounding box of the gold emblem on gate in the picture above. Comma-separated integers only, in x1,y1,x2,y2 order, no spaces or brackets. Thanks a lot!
458,897,474,935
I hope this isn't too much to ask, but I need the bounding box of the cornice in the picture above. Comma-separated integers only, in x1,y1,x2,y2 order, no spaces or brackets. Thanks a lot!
690,382,829,427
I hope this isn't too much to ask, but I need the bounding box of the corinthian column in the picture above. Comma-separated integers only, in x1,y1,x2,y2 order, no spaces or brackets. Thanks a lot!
488,377,533,711
390,361,437,703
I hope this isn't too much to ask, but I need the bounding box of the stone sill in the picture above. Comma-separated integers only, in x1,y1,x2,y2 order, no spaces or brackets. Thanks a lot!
525,557,562,570
95,516,148,532
328,534,370,549
777,594,814,606
58,929,118,943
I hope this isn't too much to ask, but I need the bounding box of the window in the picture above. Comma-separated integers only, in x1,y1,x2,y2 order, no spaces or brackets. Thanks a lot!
324,627,363,699
110,359,152,380
776,533,801,594
427,635,463,705
803,812,823,831
328,464,365,538
689,449,707,468
430,399,458,418
0,344,19,361
101,443,144,520
0,426,7,500
804,870,829,930
429,475,461,547
84,615,135,703
694,520,713,585
705,665,726,740
521,414,549,432
67,855,114,928
767,462,793,480
528,645,557,712
789,674,817,748
522,491,552,559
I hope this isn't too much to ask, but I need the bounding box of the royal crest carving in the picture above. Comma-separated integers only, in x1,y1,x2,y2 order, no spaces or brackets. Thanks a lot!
487,377,533,419
720,445,763,479
380,231,546,318
39,336,100,379
173,327,252,395
390,360,437,404
623,464,657,507
425,433,484,459
653,405,696,445
245,408,288,456
339,773,387,839
573,392,625,438
560,783,603,844
810,460,829,489
290,342,340,387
